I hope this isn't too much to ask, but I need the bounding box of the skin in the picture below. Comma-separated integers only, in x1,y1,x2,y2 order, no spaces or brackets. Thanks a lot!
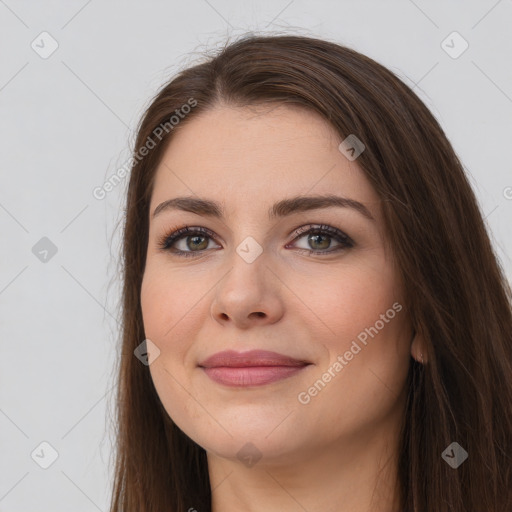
140,103,426,512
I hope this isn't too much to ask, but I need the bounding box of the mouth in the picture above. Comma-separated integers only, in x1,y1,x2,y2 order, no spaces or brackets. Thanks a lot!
198,349,312,387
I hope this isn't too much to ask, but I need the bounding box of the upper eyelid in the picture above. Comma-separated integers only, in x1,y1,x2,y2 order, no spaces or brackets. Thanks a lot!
164,224,345,239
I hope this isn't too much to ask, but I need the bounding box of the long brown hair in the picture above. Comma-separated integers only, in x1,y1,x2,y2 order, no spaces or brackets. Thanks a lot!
108,33,512,511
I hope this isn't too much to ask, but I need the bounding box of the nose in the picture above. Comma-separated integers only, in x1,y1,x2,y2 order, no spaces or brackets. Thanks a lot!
209,250,285,329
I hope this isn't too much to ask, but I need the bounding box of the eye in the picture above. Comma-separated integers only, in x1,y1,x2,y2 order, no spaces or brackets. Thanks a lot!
288,224,354,255
157,223,354,258
157,225,220,258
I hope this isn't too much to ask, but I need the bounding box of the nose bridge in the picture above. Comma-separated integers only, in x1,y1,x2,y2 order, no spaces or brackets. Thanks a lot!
210,233,284,326
235,234,265,266
220,203,269,270
222,233,268,295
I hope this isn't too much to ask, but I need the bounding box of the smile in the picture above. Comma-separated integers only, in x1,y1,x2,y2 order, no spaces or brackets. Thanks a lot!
198,349,312,387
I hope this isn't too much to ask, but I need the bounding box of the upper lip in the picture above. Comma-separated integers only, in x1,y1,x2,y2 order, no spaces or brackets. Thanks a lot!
198,350,310,368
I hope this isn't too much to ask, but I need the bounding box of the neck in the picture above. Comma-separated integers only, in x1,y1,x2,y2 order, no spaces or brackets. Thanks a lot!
207,417,403,512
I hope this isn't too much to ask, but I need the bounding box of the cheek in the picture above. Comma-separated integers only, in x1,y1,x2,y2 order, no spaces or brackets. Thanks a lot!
140,264,204,343
297,259,410,413
299,316,410,443
301,257,401,348
140,263,212,407
141,268,208,438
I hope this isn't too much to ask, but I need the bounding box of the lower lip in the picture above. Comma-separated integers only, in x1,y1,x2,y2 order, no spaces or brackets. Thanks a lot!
202,365,308,387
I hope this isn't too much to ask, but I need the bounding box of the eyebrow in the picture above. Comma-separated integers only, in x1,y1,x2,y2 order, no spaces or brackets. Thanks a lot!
152,194,375,222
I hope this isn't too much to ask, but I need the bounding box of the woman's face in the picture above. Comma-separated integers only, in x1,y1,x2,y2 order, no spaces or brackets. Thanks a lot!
141,104,413,465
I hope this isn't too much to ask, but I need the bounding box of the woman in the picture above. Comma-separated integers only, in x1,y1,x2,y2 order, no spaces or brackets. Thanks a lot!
109,34,512,511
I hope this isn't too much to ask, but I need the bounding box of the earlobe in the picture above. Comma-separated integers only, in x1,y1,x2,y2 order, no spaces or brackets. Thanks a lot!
410,329,427,364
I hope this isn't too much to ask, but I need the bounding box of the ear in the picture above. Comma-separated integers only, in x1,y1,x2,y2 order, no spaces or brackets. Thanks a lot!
410,329,427,364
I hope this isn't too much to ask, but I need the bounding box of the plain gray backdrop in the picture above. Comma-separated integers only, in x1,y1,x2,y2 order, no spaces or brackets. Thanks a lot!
1,0,511,510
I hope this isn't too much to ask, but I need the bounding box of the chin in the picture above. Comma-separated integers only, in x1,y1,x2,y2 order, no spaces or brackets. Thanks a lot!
179,415,310,466
203,434,305,467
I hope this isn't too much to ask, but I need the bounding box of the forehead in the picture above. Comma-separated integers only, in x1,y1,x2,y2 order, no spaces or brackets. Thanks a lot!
150,104,380,216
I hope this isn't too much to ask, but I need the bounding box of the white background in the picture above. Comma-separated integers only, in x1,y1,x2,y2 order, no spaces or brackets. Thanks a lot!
1,1,511,510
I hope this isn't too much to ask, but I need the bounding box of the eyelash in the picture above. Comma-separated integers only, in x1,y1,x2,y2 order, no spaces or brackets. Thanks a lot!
156,224,354,258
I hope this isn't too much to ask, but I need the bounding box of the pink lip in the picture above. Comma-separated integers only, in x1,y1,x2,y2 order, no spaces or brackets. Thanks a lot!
198,350,311,387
